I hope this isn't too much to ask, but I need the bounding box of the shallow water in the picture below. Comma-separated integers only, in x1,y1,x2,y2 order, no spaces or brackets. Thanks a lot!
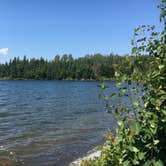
0,80,117,166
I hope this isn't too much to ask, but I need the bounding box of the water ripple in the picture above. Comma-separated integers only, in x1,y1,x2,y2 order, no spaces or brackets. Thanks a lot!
0,80,115,166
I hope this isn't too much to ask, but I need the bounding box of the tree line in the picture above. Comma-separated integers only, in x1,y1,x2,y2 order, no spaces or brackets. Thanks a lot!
0,53,152,80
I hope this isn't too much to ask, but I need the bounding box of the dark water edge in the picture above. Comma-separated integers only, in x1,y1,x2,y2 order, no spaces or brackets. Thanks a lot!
0,136,104,166
0,77,113,82
0,80,118,166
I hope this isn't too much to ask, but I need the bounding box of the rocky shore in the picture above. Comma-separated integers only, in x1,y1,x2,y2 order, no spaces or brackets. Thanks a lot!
69,149,101,166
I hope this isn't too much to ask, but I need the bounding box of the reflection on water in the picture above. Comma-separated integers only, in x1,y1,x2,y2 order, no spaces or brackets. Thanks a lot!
0,80,116,166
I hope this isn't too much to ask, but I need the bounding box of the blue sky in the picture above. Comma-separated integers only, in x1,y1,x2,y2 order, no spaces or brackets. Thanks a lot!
0,0,162,63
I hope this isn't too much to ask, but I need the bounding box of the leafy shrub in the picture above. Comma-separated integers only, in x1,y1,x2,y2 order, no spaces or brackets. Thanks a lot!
81,1,166,165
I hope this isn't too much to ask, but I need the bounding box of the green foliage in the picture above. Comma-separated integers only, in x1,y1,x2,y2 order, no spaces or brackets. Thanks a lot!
82,1,166,165
80,158,103,166
0,53,153,81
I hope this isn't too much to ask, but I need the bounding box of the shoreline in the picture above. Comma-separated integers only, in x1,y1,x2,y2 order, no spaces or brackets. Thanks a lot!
69,148,102,166
0,77,114,82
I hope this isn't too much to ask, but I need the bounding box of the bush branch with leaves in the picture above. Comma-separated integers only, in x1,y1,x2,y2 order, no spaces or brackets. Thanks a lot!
83,1,166,166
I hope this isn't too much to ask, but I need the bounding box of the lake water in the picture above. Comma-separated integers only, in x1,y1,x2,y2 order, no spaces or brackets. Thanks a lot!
0,80,117,166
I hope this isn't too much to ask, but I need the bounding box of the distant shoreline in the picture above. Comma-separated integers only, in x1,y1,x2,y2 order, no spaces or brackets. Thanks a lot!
0,77,113,81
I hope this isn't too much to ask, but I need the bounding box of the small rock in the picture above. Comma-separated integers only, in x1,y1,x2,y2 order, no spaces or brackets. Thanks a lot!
69,150,101,166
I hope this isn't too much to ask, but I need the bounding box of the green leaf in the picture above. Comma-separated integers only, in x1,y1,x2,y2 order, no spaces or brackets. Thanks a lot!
110,93,117,98
104,95,109,101
121,75,127,82
153,160,164,166
132,159,139,165
99,83,108,89
134,27,141,32
133,122,140,134
153,140,159,145
132,47,137,54
133,101,139,107
116,82,122,87
120,87,127,93
115,71,120,77
159,65,164,69
131,40,134,46
158,90,165,95
144,102,149,108
129,146,139,153
145,143,152,148
131,87,137,93
150,123,155,128
123,160,130,166
117,121,124,128
114,113,120,118
138,152,145,160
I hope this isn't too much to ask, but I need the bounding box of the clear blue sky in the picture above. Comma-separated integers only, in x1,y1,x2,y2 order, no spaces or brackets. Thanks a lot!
0,0,162,63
